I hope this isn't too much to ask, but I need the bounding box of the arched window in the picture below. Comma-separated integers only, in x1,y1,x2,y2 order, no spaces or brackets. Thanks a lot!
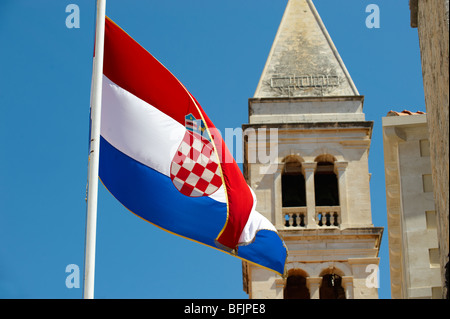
282,158,306,207
319,274,346,299
284,271,310,299
314,155,339,206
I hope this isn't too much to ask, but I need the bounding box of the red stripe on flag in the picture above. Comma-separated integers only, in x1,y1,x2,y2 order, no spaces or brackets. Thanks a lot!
191,95,254,250
104,17,199,125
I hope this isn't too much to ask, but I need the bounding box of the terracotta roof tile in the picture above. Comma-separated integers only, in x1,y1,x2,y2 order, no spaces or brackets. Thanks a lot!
387,110,426,116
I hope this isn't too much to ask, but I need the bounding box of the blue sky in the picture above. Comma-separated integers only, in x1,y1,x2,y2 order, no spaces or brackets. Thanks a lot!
0,0,424,299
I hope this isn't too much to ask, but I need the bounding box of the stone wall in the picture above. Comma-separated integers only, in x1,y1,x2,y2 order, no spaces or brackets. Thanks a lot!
410,0,449,298
383,114,442,298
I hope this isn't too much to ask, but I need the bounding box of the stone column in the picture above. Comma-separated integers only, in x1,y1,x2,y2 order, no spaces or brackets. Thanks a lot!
302,162,317,228
341,276,354,299
273,164,284,229
334,161,349,228
306,276,322,299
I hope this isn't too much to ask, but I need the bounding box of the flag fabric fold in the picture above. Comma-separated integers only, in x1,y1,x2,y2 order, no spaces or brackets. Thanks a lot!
99,16,287,275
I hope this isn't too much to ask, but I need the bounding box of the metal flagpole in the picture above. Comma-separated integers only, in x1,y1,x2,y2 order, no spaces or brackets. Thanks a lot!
83,0,106,299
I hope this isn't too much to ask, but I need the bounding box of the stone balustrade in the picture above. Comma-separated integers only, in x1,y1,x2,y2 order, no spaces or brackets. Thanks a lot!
282,206,341,228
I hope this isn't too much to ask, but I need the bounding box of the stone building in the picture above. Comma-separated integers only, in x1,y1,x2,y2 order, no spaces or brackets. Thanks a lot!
382,110,442,298
241,0,383,299
409,0,449,298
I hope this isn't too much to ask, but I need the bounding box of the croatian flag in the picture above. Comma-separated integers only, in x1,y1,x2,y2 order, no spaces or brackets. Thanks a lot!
99,17,287,275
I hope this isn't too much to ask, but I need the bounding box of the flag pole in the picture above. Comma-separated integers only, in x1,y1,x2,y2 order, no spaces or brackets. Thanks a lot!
83,0,106,299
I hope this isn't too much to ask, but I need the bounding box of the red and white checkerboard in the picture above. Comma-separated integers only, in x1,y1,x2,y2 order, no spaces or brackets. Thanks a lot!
170,131,222,197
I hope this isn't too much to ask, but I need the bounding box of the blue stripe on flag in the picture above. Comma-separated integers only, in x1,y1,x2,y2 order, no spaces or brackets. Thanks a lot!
237,230,287,275
99,136,228,248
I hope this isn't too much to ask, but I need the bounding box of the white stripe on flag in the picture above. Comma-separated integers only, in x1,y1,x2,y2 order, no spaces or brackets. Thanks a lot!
101,75,185,177
101,75,227,204
238,187,278,245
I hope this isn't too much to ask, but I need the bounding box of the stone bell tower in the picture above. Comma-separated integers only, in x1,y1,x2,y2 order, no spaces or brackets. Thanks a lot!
242,0,383,299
